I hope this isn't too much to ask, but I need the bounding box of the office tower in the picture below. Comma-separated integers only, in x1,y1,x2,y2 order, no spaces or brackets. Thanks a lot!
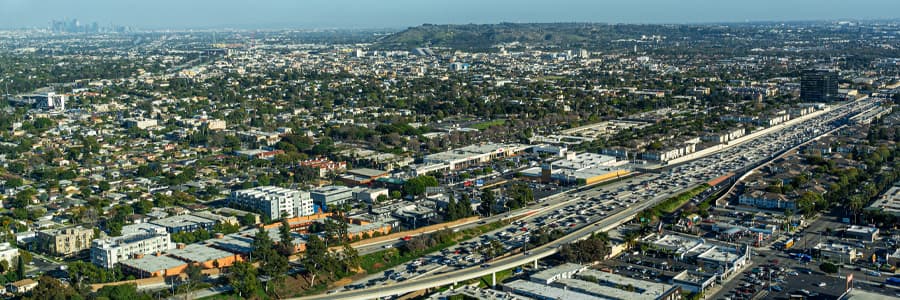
801,69,839,102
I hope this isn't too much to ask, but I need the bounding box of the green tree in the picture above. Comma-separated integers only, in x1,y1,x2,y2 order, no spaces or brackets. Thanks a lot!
402,175,439,197
479,189,496,216
25,276,82,300
301,234,327,286
95,283,149,300
278,218,295,256
228,261,260,298
15,255,24,280
182,264,203,295
820,262,839,274
251,228,274,263
252,227,288,295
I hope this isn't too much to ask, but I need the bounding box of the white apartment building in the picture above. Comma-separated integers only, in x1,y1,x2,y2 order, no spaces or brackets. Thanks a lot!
0,243,19,266
229,186,314,220
91,224,173,269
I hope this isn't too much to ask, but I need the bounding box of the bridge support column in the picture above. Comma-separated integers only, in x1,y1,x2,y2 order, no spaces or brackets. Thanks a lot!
533,259,538,269
492,272,497,287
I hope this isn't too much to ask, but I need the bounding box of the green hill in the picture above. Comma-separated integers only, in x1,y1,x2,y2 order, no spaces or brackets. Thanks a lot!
376,22,699,50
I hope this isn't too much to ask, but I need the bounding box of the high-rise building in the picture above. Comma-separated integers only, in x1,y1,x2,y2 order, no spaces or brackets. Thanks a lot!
801,69,839,102
229,186,314,220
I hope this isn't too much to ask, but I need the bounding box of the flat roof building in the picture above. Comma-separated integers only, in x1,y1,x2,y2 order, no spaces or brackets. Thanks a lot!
36,226,93,256
310,185,354,212
167,243,243,269
0,243,19,267
506,265,681,300
421,143,527,172
845,225,878,243
866,184,900,216
120,255,187,278
814,242,860,263
503,280,599,300
91,224,173,269
150,214,216,234
561,269,681,300
229,186,314,220
530,263,586,284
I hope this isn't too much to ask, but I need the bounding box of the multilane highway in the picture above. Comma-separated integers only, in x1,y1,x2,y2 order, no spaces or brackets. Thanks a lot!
291,98,876,300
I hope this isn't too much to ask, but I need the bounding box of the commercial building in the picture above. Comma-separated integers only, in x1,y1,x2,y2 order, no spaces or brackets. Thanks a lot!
643,234,750,279
505,263,681,300
522,152,629,185
123,118,158,129
150,214,217,234
694,244,750,278
166,243,243,269
36,226,94,256
671,271,717,294
340,168,389,186
416,143,527,175
119,255,188,278
352,187,390,204
562,269,681,300
310,185,354,212
426,285,527,300
814,242,860,263
228,186,314,220
530,263,586,284
801,68,839,102
91,224,173,269
865,184,900,216
503,280,600,300
34,92,66,111
844,225,878,243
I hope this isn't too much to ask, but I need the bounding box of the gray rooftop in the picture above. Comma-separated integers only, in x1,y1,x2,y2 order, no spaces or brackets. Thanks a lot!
504,279,597,300
120,255,186,273
167,244,234,263
151,214,216,229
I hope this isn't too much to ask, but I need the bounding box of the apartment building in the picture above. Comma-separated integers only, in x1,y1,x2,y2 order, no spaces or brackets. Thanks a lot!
229,186,314,220
36,226,94,256
91,224,174,269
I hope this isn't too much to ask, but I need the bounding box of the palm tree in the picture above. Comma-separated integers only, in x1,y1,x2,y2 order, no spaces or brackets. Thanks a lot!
624,231,640,250
784,209,794,231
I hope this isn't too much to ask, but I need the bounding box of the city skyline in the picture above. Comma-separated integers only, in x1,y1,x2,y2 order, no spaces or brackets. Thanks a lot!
1,0,899,30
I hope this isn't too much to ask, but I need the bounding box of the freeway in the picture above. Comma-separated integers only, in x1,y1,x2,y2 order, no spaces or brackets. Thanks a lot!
352,173,636,255
290,98,877,300
292,188,666,300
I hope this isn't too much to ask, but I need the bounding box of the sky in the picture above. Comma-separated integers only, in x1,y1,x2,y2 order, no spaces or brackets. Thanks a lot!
1,0,898,30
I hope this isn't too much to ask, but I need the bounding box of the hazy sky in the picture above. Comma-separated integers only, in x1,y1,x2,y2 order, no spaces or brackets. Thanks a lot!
1,0,898,29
